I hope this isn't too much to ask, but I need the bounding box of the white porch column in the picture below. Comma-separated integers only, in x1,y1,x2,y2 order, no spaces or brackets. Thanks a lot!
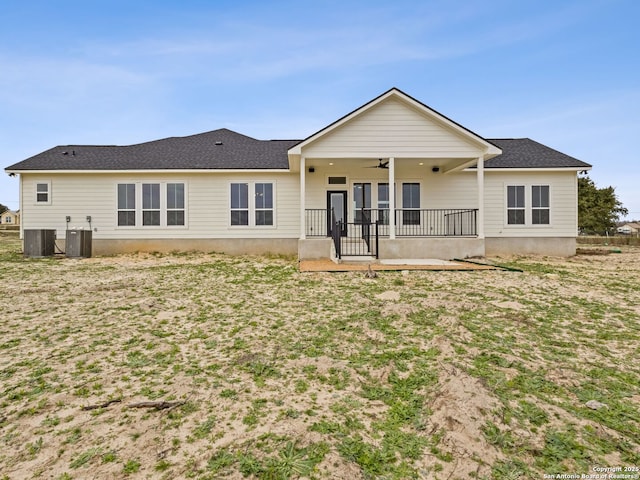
300,156,306,239
389,157,396,239
477,156,485,239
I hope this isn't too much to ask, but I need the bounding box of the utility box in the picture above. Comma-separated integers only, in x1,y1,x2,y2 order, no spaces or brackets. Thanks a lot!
65,229,92,258
24,229,56,257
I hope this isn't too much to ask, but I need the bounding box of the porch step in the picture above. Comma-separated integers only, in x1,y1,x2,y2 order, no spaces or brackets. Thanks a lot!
335,256,377,264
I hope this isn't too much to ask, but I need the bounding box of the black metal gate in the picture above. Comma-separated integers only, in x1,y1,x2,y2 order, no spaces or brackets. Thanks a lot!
332,220,379,259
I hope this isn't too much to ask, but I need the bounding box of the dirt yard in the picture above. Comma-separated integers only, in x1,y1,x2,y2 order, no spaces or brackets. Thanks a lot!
0,231,638,479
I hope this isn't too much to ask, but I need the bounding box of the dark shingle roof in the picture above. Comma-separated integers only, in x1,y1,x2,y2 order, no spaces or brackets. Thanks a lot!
6,130,591,172
485,138,591,169
6,129,299,171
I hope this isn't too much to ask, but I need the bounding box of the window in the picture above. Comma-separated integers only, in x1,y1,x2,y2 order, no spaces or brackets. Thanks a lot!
507,185,525,225
167,183,185,226
230,183,249,226
117,182,186,227
230,182,275,227
353,183,371,223
328,176,347,185
118,184,136,226
255,183,273,226
402,183,420,225
378,183,389,225
532,185,550,225
142,183,160,226
36,183,49,203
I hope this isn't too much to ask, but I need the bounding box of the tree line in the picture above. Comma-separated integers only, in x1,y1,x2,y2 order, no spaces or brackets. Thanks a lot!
578,175,628,235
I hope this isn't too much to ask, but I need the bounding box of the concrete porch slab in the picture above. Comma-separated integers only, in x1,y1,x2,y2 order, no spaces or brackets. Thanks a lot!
299,258,499,272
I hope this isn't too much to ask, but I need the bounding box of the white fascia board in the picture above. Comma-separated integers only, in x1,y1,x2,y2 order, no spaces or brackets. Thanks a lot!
6,169,292,174
462,167,592,173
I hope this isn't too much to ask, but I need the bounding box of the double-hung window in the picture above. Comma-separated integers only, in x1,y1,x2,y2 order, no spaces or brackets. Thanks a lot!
167,183,185,226
117,184,136,226
230,182,275,226
255,183,273,226
230,183,249,226
507,185,525,225
531,185,550,225
36,183,50,204
402,183,420,225
142,183,161,226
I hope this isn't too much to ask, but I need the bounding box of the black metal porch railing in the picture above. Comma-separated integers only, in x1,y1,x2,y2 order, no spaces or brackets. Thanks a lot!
394,208,478,236
306,208,328,237
305,208,478,238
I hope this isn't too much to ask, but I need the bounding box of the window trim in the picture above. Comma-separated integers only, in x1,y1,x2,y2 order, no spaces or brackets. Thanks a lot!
116,182,187,229
531,185,550,225
166,182,186,227
142,183,161,226
35,181,51,205
506,185,525,226
230,182,250,226
229,181,277,228
117,183,137,227
504,183,551,227
401,181,421,226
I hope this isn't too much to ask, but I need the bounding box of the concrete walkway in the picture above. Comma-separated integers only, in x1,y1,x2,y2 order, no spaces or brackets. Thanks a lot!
299,258,499,272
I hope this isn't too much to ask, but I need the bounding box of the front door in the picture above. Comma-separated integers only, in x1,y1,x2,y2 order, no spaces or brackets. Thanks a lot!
327,191,347,237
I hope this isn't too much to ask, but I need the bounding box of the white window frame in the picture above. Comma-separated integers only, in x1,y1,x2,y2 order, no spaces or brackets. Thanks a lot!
229,181,276,228
401,181,421,226
35,181,51,205
531,185,550,225
142,183,161,226
506,185,525,226
116,182,187,228
166,183,186,227
504,184,551,227
254,182,274,227
117,183,137,227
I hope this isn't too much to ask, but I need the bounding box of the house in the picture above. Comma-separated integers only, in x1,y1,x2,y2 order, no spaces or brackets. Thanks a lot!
0,209,19,226
4,88,591,260
617,222,640,235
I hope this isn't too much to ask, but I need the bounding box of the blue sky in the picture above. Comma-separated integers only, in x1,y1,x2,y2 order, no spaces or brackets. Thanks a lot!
1,0,639,219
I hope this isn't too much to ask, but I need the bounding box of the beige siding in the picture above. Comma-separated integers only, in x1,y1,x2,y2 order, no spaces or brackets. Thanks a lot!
303,163,478,212
484,171,578,237
20,172,300,240
302,98,485,159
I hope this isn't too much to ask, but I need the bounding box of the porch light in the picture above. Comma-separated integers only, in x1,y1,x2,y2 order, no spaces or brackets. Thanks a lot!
419,162,424,166
329,162,334,166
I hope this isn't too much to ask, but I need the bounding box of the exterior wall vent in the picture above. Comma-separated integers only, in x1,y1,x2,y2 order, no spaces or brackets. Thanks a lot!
24,229,56,257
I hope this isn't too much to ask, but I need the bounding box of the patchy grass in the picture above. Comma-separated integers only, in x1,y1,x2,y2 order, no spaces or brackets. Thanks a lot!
1,232,639,478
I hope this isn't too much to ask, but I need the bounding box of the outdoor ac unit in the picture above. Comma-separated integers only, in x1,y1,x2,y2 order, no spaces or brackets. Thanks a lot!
65,229,92,258
24,229,56,257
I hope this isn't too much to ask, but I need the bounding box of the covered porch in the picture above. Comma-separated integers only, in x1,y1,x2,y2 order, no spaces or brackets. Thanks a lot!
287,88,501,261
296,155,488,261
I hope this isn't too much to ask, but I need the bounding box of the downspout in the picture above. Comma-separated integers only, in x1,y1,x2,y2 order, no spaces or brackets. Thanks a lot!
389,157,395,239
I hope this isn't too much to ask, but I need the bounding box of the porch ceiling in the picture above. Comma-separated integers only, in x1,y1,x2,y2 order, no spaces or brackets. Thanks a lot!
299,156,478,173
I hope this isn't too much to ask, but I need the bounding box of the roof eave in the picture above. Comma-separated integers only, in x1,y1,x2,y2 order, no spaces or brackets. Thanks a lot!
466,166,592,172
5,168,292,174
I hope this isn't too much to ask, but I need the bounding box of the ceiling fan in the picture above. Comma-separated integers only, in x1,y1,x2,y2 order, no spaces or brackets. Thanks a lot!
364,158,389,169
